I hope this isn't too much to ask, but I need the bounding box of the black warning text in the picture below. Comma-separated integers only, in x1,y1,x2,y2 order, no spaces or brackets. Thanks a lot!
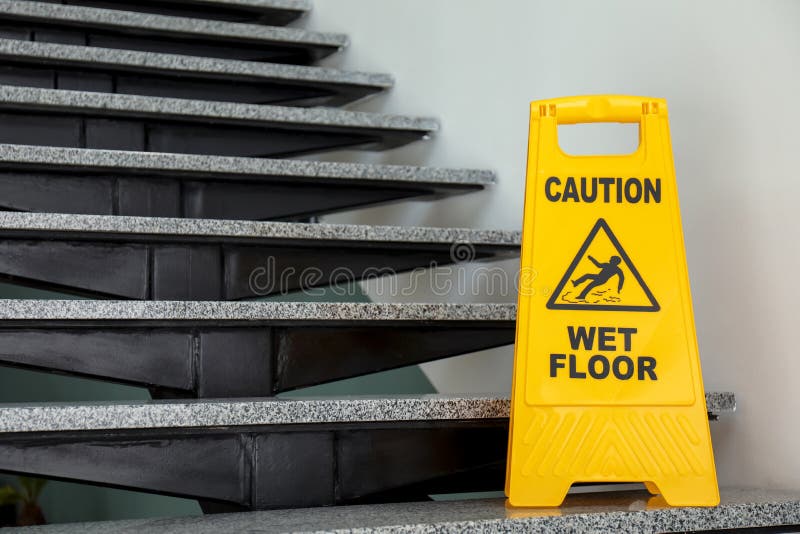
549,326,657,381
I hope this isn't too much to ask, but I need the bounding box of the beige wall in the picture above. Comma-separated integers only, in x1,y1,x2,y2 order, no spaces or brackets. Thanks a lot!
307,0,800,491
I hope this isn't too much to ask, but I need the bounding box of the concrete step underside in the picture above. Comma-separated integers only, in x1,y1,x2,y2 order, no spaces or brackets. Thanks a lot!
0,144,492,220
0,0,343,63
0,85,438,157
0,39,392,106
35,0,313,26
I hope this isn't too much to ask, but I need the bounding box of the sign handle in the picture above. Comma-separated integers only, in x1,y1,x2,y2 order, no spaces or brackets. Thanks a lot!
533,95,668,163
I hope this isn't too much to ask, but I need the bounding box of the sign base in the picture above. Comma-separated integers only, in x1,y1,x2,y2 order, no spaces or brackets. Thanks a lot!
508,406,718,507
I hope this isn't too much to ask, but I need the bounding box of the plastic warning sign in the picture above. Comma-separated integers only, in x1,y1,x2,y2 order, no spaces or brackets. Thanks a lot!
506,95,719,507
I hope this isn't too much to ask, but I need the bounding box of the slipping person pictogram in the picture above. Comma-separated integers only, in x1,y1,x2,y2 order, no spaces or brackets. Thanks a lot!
547,218,659,312
572,255,624,300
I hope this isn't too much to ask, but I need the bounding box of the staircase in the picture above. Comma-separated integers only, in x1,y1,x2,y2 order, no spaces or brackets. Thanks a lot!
0,1,791,532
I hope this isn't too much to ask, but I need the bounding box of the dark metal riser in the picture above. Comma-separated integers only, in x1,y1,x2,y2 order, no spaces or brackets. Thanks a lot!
0,19,333,65
0,420,510,510
0,321,515,397
47,0,308,26
0,413,722,511
0,234,515,299
0,60,380,107
0,169,479,220
0,108,424,157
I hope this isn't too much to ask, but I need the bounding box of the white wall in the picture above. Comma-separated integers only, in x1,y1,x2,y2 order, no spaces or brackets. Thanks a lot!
305,1,800,491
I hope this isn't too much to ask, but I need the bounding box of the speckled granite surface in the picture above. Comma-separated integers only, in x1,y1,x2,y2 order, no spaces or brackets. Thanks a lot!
0,395,508,432
0,145,494,185
0,0,345,47
0,39,392,88
9,489,795,534
0,212,520,245
0,393,733,433
710,391,737,413
0,300,517,321
0,85,438,132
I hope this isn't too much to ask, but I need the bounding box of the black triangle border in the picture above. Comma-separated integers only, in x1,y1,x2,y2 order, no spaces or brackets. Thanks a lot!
546,218,660,312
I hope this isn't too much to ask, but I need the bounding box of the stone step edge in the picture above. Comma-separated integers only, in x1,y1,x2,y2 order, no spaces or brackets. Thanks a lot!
0,144,494,186
0,0,347,48
0,393,735,433
15,489,790,534
0,38,393,89
0,300,518,322
0,212,520,246
0,84,439,132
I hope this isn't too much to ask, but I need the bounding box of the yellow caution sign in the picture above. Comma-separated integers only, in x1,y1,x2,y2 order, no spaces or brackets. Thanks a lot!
506,95,719,507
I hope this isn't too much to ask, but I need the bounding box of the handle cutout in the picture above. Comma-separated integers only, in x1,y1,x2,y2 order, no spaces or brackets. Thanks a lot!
557,122,641,156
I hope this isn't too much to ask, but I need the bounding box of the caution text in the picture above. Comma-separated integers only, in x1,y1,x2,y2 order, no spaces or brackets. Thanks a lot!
544,177,661,204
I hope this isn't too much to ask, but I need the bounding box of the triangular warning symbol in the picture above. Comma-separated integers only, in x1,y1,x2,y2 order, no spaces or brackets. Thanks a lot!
547,218,659,312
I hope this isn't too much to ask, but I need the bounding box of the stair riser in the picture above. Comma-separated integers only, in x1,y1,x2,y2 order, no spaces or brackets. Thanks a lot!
0,84,438,156
0,170,478,220
0,410,726,511
0,324,514,397
37,0,308,26
0,390,733,512
0,109,421,157
0,62,379,106
0,421,509,509
0,238,514,299
0,20,335,66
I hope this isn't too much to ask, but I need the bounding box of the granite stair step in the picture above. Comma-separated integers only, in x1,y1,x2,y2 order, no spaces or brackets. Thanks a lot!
0,39,393,106
35,0,312,26
0,145,491,220
0,301,516,397
0,85,437,157
0,393,734,511
0,0,345,63
0,212,519,299
17,488,795,534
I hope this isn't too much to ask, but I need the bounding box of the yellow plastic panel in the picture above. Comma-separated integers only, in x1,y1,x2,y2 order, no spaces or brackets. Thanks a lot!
506,95,719,507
